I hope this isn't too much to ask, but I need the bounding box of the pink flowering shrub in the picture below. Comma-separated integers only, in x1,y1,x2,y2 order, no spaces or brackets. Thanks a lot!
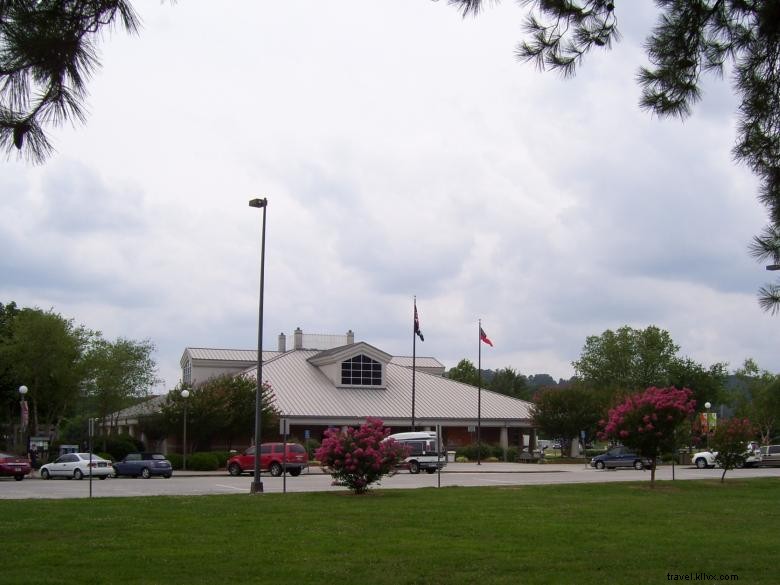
315,418,408,494
711,417,755,482
599,386,697,484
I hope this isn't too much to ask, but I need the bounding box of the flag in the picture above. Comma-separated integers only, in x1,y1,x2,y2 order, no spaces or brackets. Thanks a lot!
479,326,493,347
414,302,424,342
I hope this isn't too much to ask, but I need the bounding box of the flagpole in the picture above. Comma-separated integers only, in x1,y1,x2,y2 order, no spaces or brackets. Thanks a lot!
411,296,417,431
477,319,482,466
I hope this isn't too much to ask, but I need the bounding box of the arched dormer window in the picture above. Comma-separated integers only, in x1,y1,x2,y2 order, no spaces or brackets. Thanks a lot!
341,354,382,386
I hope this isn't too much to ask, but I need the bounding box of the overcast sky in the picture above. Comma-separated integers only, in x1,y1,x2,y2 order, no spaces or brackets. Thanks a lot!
3,1,778,392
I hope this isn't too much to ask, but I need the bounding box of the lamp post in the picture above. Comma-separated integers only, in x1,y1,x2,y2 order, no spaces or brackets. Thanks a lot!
181,389,190,471
704,401,712,449
18,385,28,455
249,197,268,494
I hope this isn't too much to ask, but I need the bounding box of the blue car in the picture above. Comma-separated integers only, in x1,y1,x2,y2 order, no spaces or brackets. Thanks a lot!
113,453,173,479
590,446,652,470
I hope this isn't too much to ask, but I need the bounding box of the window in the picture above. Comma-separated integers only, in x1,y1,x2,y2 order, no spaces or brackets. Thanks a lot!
183,359,192,384
341,354,382,386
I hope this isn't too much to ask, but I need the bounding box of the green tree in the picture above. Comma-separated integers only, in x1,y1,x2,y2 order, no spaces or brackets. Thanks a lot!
0,307,92,440
450,0,780,310
531,387,601,456
489,367,530,400
572,325,680,401
733,358,780,445
162,375,277,452
0,0,139,163
84,336,159,444
446,359,480,387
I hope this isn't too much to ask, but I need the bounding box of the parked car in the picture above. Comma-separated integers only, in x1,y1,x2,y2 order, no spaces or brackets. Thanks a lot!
693,442,762,469
590,446,652,470
0,452,31,481
759,445,780,466
227,442,308,477
113,452,172,479
39,452,113,480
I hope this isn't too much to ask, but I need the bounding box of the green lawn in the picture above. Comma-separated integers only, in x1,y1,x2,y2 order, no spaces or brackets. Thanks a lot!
2,479,777,585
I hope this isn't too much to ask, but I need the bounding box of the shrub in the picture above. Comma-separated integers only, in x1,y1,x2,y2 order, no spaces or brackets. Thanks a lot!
103,434,144,461
209,451,231,468
455,456,469,463
167,453,183,470
315,418,407,494
303,438,321,460
455,442,495,461
96,452,113,462
186,452,220,471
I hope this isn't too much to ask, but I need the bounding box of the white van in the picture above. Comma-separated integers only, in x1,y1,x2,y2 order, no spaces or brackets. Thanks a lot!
386,431,446,474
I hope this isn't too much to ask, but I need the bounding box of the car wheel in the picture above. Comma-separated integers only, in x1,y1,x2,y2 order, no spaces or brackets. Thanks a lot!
695,457,708,469
595,461,605,470
14,475,24,481
41,468,50,480
426,468,436,474
409,460,421,474
633,460,644,470
735,458,745,469
141,467,151,479
74,469,84,480
269,462,283,477
289,467,302,477
164,473,172,479
228,463,242,477
98,475,107,480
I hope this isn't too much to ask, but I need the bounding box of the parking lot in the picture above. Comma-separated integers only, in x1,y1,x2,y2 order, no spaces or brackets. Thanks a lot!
2,462,780,499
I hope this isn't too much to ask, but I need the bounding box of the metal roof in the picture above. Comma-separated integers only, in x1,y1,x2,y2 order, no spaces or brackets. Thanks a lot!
184,348,281,362
389,356,444,369
244,350,532,424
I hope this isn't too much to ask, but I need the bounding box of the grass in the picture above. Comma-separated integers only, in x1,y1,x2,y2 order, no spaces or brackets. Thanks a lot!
2,478,778,584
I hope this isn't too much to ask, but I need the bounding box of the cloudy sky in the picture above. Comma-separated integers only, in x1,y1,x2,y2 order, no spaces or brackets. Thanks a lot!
3,1,778,391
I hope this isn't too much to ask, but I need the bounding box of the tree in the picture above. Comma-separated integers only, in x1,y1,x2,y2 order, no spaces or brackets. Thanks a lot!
489,367,531,400
162,374,277,452
446,359,480,386
0,0,139,163
315,418,408,495
531,386,601,456
85,337,159,438
599,386,697,485
711,417,756,482
732,359,780,445
449,0,780,311
0,307,92,440
572,325,680,400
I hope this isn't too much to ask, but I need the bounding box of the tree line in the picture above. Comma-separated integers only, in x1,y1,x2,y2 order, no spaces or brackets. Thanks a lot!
0,301,158,450
448,325,780,454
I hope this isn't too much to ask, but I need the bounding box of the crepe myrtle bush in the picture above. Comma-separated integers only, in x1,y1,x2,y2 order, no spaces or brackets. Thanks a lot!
599,386,697,485
711,417,756,483
315,418,408,494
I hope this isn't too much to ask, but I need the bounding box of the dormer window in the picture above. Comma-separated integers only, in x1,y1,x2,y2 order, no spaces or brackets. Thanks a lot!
341,354,382,386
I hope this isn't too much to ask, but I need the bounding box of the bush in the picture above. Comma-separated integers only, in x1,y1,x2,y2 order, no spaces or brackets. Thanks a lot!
97,452,113,462
103,434,144,461
455,443,501,461
303,438,321,460
167,453,183,470
315,418,407,494
455,456,469,463
186,452,220,471
209,451,231,468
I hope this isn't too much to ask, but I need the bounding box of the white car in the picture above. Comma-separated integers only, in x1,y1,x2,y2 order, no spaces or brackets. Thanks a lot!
692,443,762,469
40,452,113,480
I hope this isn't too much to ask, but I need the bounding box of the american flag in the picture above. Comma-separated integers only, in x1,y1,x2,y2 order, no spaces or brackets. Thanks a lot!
414,302,424,342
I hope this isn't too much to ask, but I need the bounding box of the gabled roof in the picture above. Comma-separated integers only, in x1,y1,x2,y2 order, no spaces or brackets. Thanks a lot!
308,341,391,366
110,394,168,420
389,356,445,369
243,350,532,424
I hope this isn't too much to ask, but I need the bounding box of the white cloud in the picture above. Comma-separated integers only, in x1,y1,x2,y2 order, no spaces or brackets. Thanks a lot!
2,0,778,390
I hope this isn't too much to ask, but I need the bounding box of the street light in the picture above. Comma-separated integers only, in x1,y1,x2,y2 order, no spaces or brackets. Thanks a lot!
18,385,28,455
249,197,268,494
704,401,712,449
766,265,780,271
181,389,190,471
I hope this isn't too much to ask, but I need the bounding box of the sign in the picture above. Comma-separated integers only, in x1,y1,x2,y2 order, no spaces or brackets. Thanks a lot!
304,429,310,440
279,418,289,435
